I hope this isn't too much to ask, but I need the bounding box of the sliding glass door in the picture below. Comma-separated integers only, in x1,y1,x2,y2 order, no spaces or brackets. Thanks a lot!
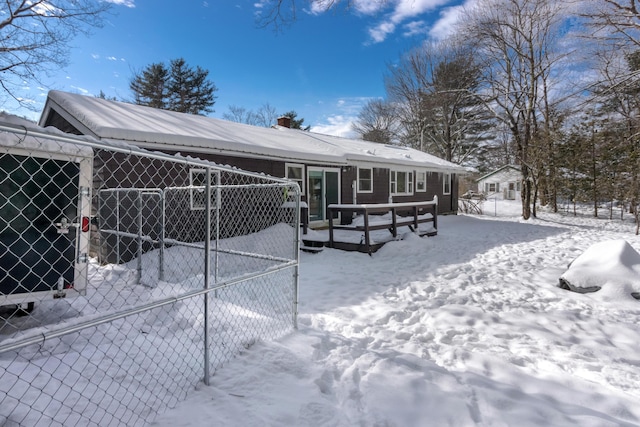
307,168,340,222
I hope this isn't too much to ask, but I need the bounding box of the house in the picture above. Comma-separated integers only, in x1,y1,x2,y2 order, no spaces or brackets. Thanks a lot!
39,90,467,227
476,165,521,200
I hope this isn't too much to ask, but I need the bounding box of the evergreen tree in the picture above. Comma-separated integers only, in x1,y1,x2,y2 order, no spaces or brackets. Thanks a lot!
282,111,310,130
167,58,218,115
130,58,218,115
130,63,169,109
96,90,117,101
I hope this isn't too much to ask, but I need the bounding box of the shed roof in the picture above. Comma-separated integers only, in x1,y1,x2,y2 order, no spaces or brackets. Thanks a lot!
40,90,466,173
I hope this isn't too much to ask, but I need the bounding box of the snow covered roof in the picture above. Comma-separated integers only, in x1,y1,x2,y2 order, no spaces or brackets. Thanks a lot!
0,112,93,158
476,164,520,182
40,91,466,173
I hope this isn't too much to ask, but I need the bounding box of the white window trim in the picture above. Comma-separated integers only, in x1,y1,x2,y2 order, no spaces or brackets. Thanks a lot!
390,170,414,196
485,182,499,193
443,173,451,195
357,167,373,193
416,171,427,192
189,168,213,211
285,163,305,195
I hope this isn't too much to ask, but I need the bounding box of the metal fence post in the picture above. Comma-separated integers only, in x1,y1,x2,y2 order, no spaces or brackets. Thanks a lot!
159,190,165,281
116,190,121,263
215,171,221,289
136,191,143,284
203,167,212,386
293,184,300,330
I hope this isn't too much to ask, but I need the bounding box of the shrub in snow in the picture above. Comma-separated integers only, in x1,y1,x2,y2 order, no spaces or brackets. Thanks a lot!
559,239,640,300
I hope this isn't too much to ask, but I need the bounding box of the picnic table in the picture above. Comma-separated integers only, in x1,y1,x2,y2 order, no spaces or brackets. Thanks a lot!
328,197,438,255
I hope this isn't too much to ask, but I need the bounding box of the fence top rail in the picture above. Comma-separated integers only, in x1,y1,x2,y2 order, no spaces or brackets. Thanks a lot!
329,197,438,212
0,120,291,185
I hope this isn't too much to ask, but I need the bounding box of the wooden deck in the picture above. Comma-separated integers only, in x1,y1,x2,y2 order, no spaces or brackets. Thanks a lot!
322,197,438,255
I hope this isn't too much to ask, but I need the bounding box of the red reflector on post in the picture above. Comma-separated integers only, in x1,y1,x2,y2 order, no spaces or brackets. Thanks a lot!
82,217,90,232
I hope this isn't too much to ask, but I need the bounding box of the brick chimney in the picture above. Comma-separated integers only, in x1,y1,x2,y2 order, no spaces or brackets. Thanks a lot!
277,116,291,128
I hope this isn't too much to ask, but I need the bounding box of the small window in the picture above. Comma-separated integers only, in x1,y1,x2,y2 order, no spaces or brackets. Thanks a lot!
358,168,373,193
390,170,414,195
485,182,499,193
390,171,397,194
416,171,427,192
190,169,215,210
285,163,304,194
443,173,451,195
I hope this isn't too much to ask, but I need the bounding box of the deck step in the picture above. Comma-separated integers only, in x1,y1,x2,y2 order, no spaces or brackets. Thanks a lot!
301,239,325,253
301,245,324,253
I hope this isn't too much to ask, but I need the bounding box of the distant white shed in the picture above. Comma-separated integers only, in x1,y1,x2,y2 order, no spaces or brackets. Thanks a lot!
476,165,521,200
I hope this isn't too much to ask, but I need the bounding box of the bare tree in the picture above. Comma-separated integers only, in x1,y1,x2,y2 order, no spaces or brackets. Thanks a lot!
585,0,640,231
223,105,252,123
586,0,640,49
591,48,640,228
352,99,398,143
223,103,279,127
385,38,491,164
253,103,279,127
0,0,112,106
459,0,568,219
255,0,387,31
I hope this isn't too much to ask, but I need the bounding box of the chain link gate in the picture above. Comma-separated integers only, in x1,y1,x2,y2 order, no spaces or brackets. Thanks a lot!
0,119,301,426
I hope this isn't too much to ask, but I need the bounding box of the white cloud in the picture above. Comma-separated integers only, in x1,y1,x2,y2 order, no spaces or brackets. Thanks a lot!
351,0,387,15
107,56,118,61
91,54,100,60
310,96,375,138
368,21,397,43
428,1,469,40
365,0,454,44
403,20,428,37
311,115,358,138
105,0,135,7
70,86,90,95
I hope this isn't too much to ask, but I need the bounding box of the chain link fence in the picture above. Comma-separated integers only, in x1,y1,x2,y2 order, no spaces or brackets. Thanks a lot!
1,119,300,426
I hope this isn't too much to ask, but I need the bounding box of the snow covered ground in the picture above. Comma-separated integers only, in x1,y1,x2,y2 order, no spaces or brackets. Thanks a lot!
152,200,640,427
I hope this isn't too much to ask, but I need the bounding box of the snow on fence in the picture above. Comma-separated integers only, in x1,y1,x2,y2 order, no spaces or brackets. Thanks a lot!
0,119,301,426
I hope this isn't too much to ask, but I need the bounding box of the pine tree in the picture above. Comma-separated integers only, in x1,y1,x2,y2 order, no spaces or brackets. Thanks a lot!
130,63,169,109
130,58,217,115
167,58,218,115
282,111,310,130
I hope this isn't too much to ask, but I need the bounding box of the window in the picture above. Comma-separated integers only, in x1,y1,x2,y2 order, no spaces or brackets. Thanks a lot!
443,173,451,195
390,170,414,195
190,169,215,210
484,182,499,193
416,171,427,192
285,163,304,194
358,167,373,193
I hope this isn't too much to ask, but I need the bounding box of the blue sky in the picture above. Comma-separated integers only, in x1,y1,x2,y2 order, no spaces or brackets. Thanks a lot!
6,0,466,136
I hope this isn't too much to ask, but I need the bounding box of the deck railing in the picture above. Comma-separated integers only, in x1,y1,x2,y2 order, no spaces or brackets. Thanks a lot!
328,196,438,255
